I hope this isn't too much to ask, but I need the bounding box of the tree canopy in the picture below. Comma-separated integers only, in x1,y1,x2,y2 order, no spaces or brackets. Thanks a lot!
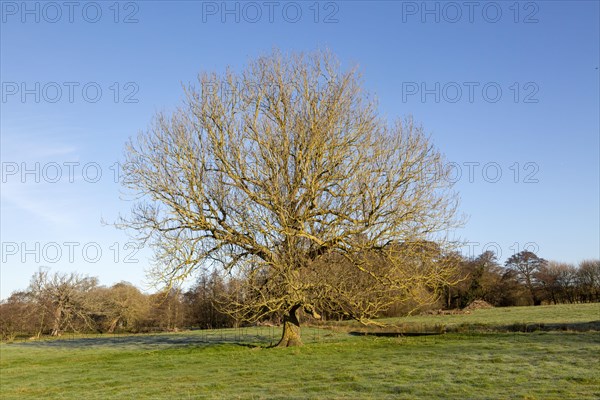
120,50,463,346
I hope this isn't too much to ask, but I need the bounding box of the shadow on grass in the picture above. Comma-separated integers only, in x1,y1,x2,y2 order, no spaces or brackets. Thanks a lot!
349,331,442,337
347,320,600,336
7,321,597,348
8,332,275,350
489,321,600,333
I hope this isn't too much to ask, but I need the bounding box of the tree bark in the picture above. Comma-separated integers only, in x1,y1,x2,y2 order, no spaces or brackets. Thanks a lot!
107,317,119,334
51,306,62,336
276,304,302,347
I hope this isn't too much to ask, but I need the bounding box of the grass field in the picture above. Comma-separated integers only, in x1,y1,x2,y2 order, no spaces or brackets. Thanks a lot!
337,302,600,333
1,304,599,399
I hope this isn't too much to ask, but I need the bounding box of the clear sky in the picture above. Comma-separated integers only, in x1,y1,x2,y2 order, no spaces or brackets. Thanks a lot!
1,0,599,298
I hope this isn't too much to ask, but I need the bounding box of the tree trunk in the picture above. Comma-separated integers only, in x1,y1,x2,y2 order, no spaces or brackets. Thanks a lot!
51,307,62,336
36,308,46,338
107,317,120,334
532,293,542,306
276,304,302,347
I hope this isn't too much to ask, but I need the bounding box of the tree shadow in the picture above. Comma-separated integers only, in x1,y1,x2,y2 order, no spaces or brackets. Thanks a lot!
347,320,600,336
492,320,600,333
349,331,442,337
8,331,274,350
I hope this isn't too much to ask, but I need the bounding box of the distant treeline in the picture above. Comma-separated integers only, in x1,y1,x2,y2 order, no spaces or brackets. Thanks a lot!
1,251,598,341
440,251,599,310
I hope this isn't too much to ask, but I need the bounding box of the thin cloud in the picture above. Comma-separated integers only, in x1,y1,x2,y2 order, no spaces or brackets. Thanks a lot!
1,183,78,227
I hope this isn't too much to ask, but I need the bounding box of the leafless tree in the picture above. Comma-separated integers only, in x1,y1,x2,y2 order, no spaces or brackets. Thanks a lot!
183,270,235,329
27,269,98,336
536,262,578,304
119,50,463,346
92,282,150,333
0,292,36,341
577,259,600,302
148,289,185,332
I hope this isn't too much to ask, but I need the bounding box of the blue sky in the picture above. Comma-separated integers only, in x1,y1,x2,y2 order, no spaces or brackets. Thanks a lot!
1,0,599,298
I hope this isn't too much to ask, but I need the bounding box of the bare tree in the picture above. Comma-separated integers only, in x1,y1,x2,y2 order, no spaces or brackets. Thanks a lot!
27,269,98,336
148,289,185,332
119,50,463,346
92,282,150,333
0,291,36,341
183,270,235,329
577,259,600,302
536,262,578,304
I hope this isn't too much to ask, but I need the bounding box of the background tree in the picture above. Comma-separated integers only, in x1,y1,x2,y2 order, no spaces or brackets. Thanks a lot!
148,289,185,332
0,292,36,341
93,282,150,333
577,259,600,302
27,269,99,336
119,50,462,346
444,250,505,308
536,262,578,304
183,271,235,329
505,251,547,306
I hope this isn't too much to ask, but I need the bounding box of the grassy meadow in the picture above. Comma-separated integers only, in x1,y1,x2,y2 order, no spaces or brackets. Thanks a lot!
338,302,600,334
1,303,599,399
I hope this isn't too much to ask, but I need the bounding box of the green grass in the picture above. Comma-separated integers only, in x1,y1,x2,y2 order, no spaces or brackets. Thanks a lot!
333,303,600,333
387,303,600,326
1,304,599,399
